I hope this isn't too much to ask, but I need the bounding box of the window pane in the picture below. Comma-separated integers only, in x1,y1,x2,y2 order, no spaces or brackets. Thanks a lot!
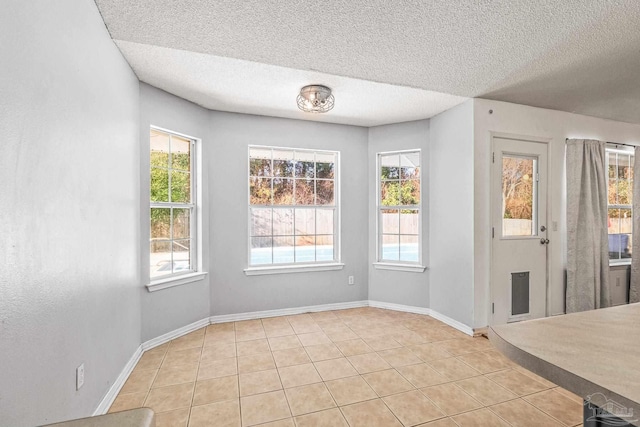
273,208,294,236
273,178,294,205
250,177,272,205
273,150,294,177
316,235,334,261
273,236,294,263
400,235,419,262
171,170,191,203
316,152,335,179
380,154,400,180
295,151,315,178
381,181,400,206
608,179,617,204
295,179,314,205
150,208,170,239
150,167,169,202
401,180,420,205
250,158,272,177
251,237,272,265
381,234,400,261
171,135,191,171
150,129,170,168
400,210,419,235
316,209,334,235
251,208,272,236
295,209,315,235
502,156,535,237
316,180,334,205
172,208,190,239
295,236,315,262
400,152,420,179
150,240,171,278
172,239,191,273
381,209,399,234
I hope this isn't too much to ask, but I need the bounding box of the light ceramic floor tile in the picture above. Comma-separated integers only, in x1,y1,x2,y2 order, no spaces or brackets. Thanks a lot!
255,419,295,427
523,389,583,426
206,322,234,332
155,408,189,427
236,329,266,342
408,343,453,362
454,376,518,406
284,382,336,416
363,337,403,351
193,375,239,406
451,408,511,426
383,390,446,426
392,331,428,347
417,329,456,343
377,348,423,367
239,369,282,396
295,407,349,427
108,392,147,413
514,366,557,388
304,343,344,361
236,338,271,357
396,363,449,388
325,329,359,342
427,357,482,381
347,352,391,374
420,382,483,415
268,335,302,351
189,399,241,427
456,351,511,374
291,322,322,334
145,343,169,358
314,358,359,381
144,382,194,413
435,340,479,356
490,398,564,427
486,369,550,396
416,418,459,427
162,347,202,369
204,330,235,345
201,342,236,363
297,332,332,346
197,358,238,380
340,399,403,427
277,363,322,388
271,347,311,368
135,352,165,371
553,387,583,404
237,353,275,374
120,368,157,394
264,325,296,338
325,375,378,406
169,331,205,351
334,339,374,356
153,364,198,388
362,369,415,397
240,390,292,426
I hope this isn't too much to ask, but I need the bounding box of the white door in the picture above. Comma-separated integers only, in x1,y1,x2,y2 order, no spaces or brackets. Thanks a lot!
491,136,549,325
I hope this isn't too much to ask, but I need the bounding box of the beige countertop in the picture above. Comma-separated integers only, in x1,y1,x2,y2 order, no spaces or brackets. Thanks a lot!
43,408,155,427
490,303,640,426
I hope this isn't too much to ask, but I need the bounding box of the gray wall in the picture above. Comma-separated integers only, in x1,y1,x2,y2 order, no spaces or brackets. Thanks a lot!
209,112,369,315
429,101,475,327
0,1,141,426
367,121,431,307
139,84,212,341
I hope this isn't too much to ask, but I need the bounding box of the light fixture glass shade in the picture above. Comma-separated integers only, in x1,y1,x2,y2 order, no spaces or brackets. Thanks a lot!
297,85,335,113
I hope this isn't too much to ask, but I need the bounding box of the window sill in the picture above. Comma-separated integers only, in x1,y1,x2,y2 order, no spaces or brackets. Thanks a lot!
610,260,631,267
244,263,345,276
373,262,427,273
147,271,208,292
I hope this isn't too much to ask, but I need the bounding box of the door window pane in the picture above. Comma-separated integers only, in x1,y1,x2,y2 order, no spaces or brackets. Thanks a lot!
502,155,536,237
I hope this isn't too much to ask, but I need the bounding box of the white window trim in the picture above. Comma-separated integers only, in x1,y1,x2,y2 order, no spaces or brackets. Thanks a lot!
247,145,341,269
148,126,205,290
605,146,634,266
375,149,424,268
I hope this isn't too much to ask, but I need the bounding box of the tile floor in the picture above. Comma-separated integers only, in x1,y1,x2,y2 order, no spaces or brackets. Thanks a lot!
109,307,583,427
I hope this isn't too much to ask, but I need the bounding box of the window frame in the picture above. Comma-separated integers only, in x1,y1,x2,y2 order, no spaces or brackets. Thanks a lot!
606,146,634,266
244,145,343,275
374,149,426,272
148,126,203,288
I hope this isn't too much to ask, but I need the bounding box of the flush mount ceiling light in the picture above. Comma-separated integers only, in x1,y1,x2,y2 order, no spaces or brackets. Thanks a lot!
296,84,335,113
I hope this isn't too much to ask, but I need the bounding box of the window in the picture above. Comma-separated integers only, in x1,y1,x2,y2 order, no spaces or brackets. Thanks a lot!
248,146,339,266
607,148,634,262
378,150,421,264
150,128,197,279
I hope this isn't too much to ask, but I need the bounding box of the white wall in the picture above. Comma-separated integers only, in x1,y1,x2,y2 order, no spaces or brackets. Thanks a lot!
0,2,141,426
429,101,476,327
473,99,640,328
139,84,211,341
209,112,369,315
367,121,430,307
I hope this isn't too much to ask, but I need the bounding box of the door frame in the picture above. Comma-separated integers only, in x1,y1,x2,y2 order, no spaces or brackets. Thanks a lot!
489,132,552,326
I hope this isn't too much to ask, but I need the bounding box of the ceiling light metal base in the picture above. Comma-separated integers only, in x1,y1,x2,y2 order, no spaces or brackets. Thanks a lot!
297,84,335,113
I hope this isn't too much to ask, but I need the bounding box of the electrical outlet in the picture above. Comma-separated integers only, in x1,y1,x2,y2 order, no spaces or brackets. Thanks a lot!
76,363,85,390
348,276,355,285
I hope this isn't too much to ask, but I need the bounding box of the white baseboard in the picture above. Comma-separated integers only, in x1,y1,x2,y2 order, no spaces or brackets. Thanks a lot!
93,345,143,416
426,308,474,336
210,300,369,324
141,318,211,351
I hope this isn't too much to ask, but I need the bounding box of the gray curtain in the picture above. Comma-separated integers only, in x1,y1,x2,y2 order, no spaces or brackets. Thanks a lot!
630,147,640,303
566,139,611,313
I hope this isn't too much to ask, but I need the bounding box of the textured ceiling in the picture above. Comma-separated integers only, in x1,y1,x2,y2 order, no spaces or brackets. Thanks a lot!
95,0,640,126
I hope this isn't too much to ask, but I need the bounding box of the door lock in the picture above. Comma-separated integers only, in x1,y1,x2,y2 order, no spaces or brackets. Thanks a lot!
540,238,550,244
540,225,546,232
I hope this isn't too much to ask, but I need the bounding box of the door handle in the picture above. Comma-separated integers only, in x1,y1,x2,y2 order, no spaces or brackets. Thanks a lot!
540,225,546,232
540,238,549,244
